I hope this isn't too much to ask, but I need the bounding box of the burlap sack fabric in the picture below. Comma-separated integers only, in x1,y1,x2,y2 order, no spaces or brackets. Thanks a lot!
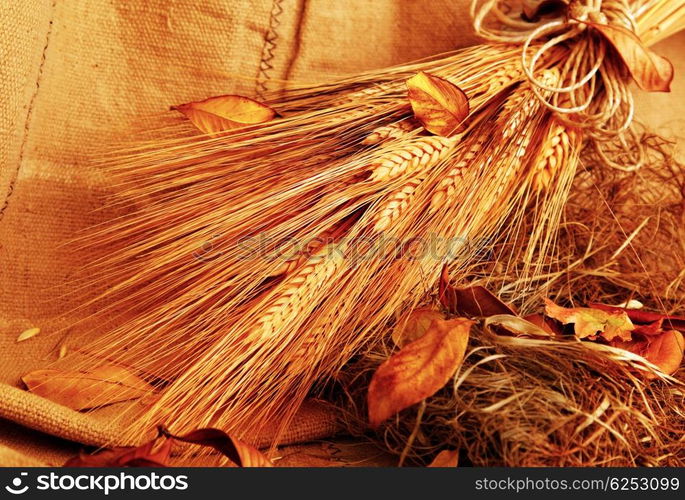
0,0,683,466
0,0,482,466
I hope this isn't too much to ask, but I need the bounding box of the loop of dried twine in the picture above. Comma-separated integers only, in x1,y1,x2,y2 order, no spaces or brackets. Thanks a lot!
471,0,648,171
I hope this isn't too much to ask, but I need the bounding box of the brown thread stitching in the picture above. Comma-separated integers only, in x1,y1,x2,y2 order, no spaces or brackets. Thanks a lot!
255,0,285,100
0,0,58,224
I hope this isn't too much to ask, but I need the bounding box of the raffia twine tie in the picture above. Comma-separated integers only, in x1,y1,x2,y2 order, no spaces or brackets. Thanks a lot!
471,0,655,170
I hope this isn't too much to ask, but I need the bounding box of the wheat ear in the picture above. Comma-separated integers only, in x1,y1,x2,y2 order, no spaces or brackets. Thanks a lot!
482,71,563,202
429,132,489,212
428,67,547,212
253,243,345,339
477,59,526,97
362,119,417,145
369,135,458,182
269,228,336,278
371,174,427,232
531,121,579,193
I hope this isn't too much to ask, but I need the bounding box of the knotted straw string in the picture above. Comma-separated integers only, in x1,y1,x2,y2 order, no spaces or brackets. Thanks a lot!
471,0,653,171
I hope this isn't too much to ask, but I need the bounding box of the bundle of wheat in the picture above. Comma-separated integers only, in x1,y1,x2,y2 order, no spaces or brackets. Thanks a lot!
63,0,683,446
335,141,685,466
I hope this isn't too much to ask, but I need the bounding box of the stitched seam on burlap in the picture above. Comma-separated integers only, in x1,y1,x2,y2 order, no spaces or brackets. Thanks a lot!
255,0,285,100
0,0,58,224
281,0,309,90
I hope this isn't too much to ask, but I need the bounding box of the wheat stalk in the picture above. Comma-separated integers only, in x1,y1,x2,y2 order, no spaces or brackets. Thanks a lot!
269,228,336,278
369,135,459,182
480,59,526,97
478,71,562,204
372,174,428,232
429,132,489,211
427,67,551,212
254,243,346,339
362,120,417,145
531,122,580,193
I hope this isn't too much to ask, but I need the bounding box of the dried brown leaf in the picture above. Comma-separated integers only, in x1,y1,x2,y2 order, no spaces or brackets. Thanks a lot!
524,313,564,336
22,365,155,410
484,314,552,337
589,303,685,332
172,95,276,135
368,317,472,428
161,427,273,467
406,72,469,137
393,307,445,347
585,22,673,92
544,299,634,341
427,449,459,467
438,267,515,317
454,286,516,318
643,330,684,375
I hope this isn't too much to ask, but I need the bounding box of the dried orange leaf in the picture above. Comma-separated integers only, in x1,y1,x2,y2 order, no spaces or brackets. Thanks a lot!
392,307,445,347
16,327,40,342
172,95,276,135
544,299,634,341
428,449,459,467
643,330,684,376
524,313,564,336
585,22,673,92
162,427,273,467
22,365,155,410
590,302,685,331
484,314,552,337
438,267,515,317
438,264,458,314
407,72,469,137
454,286,516,318
368,317,472,428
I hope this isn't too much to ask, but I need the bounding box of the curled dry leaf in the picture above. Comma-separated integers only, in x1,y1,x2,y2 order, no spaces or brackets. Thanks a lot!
438,264,458,314
612,330,684,377
438,266,515,317
524,313,564,336
368,317,472,428
584,21,673,92
392,307,445,347
65,437,172,467
161,427,273,467
589,303,685,332
544,299,634,341
427,449,459,467
16,327,40,342
406,72,469,137
66,426,273,468
642,330,684,376
172,95,277,136
453,286,516,318
22,365,155,410
484,314,552,337
632,320,664,336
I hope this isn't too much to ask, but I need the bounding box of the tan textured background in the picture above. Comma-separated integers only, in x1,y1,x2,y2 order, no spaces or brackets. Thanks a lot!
0,0,683,466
